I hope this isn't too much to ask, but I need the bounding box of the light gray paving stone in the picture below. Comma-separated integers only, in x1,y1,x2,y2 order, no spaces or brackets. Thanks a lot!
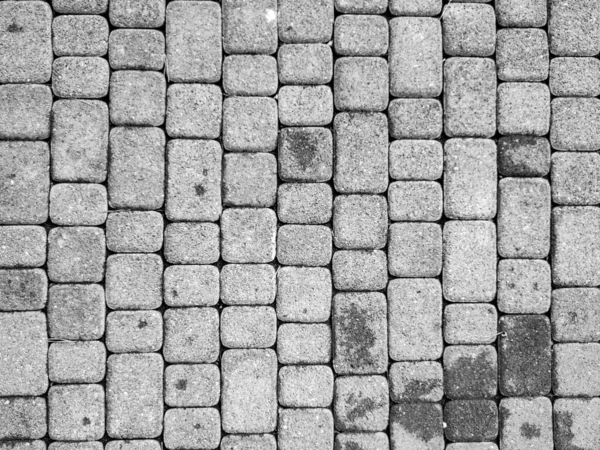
220,435,276,450
446,445,498,450
221,208,276,263
334,57,388,112
390,403,444,450
0,397,46,440
443,4,496,57
52,57,109,99
498,83,550,136
53,15,108,57
279,127,333,182
164,364,220,407
389,18,442,97
553,288,600,342
105,441,160,450
0,269,47,311
497,259,551,314
497,29,549,81
553,207,600,286
388,223,442,278
551,98,600,151
166,84,221,139
552,153,600,205
276,267,331,322
164,222,220,265
279,85,334,126
109,29,164,71
333,250,387,291
223,0,277,54
335,0,387,14
223,55,278,95
50,184,107,226
277,183,332,224
443,220,497,302
223,97,278,152
444,345,498,399
106,353,163,438
47,284,105,340
221,264,276,306
53,0,108,14
105,254,162,309
106,310,163,353
444,58,496,138
48,227,105,283
336,433,389,450
164,265,219,307
164,408,221,450
549,0,600,56
106,212,163,253
278,323,332,364
221,306,277,349
0,2,52,83
164,307,219,363
49,443,100,450
279,408,334,450
389,361,443,402
109,0,165,28
553,343,600,396
389,140,443,181
333,292,387,374
388,181,442,222
277,225,332,266
166,139,222,222
222,349,277,433
0,312,47,396
499,397,553,450
48,341,106,384
550,57,600,96
109,71,166,126
498,136,551,177
278,44,333,85
166,1,221,83
496,0,546,26
223,153,277,207
388,99,442,139
554,398,600,450
51,99,108,183
7,442,47,450
388,278,442,361
0,84,52,140
390,0,441,15
444,304,497,345
333,195,388,249
48,384,104,441
0,226,46,268
334,376,389,432
278,0,334,43
445,400,499,442
334,15,389,57
279,365,334,407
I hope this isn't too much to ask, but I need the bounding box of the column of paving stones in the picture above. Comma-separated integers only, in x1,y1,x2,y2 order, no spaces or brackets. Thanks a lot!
442,0,499,446
548,0,600,448
105,0,166,445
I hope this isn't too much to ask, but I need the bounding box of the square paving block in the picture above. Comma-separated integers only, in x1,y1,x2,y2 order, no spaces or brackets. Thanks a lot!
334,57,389,112
443,4,496,57
334,15,388,56
389,99,442,139
48,284,105,340
50,184,107,226
163,307,219,363
278,323,332,365
163,408,221,450
444,345,497,399
164,265,219,307
497,28,549,81
497,83,550,136
388,181,443,222
333,195,388,249
0,397,47,440
109,29,165,71
554,398,600,450
223,97,278,152
389,140,443,181
279,365,334,408
49,384,105,441
332,250,387,292
279,127,333,182
164,364,220,408
166,84,221,139
106,211,163,253
389,361,443,402
388,222,442,278
391,403,444,450
0,269,47,311
276,267,331,322
221,264,276,306
49,341,106,384
53,15,108,56
223,153,277,207
221,306,277,349
52,57,109,98
105,254,163,309
221,208,276,263
110,0,165,28
278,408,334,450
553,343,600,397
164,222,220,265
106,310,163,353
444,304,497,345
277,183,332,225
552,152,600,205
444,400,498,443
552,288,600,342
278,0,334,43
109,70,166,126
277,225,332,266
48,227,105,283
278,44,333,85
223,55,278,96
0,84,52,140
497,259,551,314
334,376,389,432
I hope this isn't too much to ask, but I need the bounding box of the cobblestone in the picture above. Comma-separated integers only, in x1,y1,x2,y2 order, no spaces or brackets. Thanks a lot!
279,85,334,126
53,15,108,57
223,97,278,152
279,408,334,450
549,0,600,56
163,408,221,450
278,44,333,85
221,306,277,349
0,269,47,311
332,250,387,291
553,343,600,397
389,361,443,402
109,71,166,126
221,264,276,306
497,83,550,136
335,376,389,432
391,403,444,450
48,384,105,440
48,341,106,383
106,310,163,353
278,323,332,364
388,181,443,222
0,226,46,268
444,400,498,443
279,365,334,407
106,211,163,253
47,284,105,340
222,208,276,263
552,152,600,205
164,364,220,407
388,223,442,278
499,397,553,450
166,84,221,139
552,288,600,342
444,304,497,345
278,0,334,43
277,183,332,224
497,29,549,81
333,195,388,249
334,57,388,112
443,4,496,57
277,225,332,266
0,397,47,440
276,267,332,322
48,227,105,283
223,0,278,55
164,222,220,265
53,57,109,99
498,136,550,177
444,345,497,399
224,153,277,207
106,254,163,309
279,127,333,182
389,99,442,140
164,265,219,307
497,259,551,314
551,98,600,151
163,307,219,363
389,140,443,181
224,55,278,95
49,184,107,226
108,30,164,71
550,57,600,96
334,15,388,57
554,398,600,450
0,84,52,140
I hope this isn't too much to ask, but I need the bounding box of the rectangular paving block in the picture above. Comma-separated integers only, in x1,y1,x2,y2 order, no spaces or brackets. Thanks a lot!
496,0,546,26
105,442,160,450
336,433,389,450
105,254,162,309
390,0,442,15
277,225,332,266
553,343,600,397
549,0,600,56
53,0,108,14
164,265,219,307
278,323,332,364
163,408,221,450
333,195,388,249
391,403,444,450
444,400,498,443
48,341,106,384
334,15,388,57
221,435,276,450
109,0,165,28
279,0,334,43
279,85,334,126
53,15,108,57
443,4,496,57
0,84,52,140
334,376,389,432
0,269,47,311
389,361,443,402
499,397,553,450
48,284,105,340
223,153,277,207
106,211,163,253
389,181,443,222
498,136,550,177
278,365,334,408
444,345,497,399
389,140,443,181
223,55,278,96
279,127,333,182
106,310,163,353
552,153,600,205
552,288,600,342
276,267,331,323
277,183,332,225
0,397,47,440
279,408,334,450
444,304,497,345
164,364,220,407
551,98,600,151
333,250,387,291
388,223,442,278
223,0,277,54
52,57,110,99
48,384,105,441
221,306,276,349
166,84,222,139
109,29,164,71
221,264,276,306
554,398,600,450
497,259,551,314
0,226,46,268
163,307,219,363
388,99,443,140
221,208,276,263
550,57,600,96
49,184,107,227
278,44,333,85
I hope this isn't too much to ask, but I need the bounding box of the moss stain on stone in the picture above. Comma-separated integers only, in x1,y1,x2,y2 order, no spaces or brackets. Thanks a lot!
338,302,376,370
520,422,541,439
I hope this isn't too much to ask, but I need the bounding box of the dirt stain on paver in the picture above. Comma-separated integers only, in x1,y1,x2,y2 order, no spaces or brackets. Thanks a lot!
345,394,378,423
520,422,541,439
338,303,376,370
403,378,442,399
137,319,148,329
7,22,23,33
194,184,206,197
555,411,586,450
288,130,318,170
175,379,187,391
82,417,91,426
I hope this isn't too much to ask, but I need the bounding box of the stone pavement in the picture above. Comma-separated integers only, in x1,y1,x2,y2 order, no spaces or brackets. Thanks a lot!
0,0,599,449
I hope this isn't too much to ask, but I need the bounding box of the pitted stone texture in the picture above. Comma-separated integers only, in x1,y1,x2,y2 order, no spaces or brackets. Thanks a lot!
0,269,47,311
278,323,332,364
444,345,497,399
335,15,388,57
48,227,105,283
390,140,443,181
106,254,162,309
388,181,443,222
53,15,108,57
0,85,52,140
164,364,220,407
447,445,498,450
333,195,388,250
497,0,546,26
164,265,219,307
279,127,333,182
443,4,496,57
48,284,105,340
551,98,600,151
497,259,551,314
6,442,47,450
49,184,106,226
49,341,106,384
106,310,163,353
445,400,498,443
333,250,387,291
166,84,222,139
276,267,332,323
0,226,46,268
444,304,497,345
50,444,100,450
52,57,109,99
334,57,389,112
164,222,220,265
390,403,444,450
224,55,278,95
388,223,442,278
53,0,108,13
334,376,389,432
550,57,600,96
0,397,47,440
278,0,334,44
497,29,549,81
106,211,163,253
335,0,387,13
109,71,166,126
164,408,221,450
279,365,334,407
223,97,278,152
336,433,390,450
109,0,165,28
553,343,600,397
279,85,334,126
388,99,442,140
164,307,219,363
223,0,278,54
554,398,600,450
221,306,277,349
221,264,276,306
499,397,553,450
48,384,105,441
497,83,550,136
105,442,160,450
278,44,333,85
498,136,550,177
549,0,600,56
390,0,441,15
109,30,165,71
552,152,600,205
278,409,334,450
221,435,276,450
277,183,332,224
224,153,277,207
277,225,332,266
552,288,600,342
389,361,443,402
222,208,276,263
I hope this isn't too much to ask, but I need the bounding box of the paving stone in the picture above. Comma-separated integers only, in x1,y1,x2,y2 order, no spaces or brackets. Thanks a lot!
164,265,219,307
0,2,52,83
106,254,162,309
106,353,163,438
389,361,443,402
499,397,553,450
164,222,220,265
49,184,107,226
49,444,100,450
443,4,495,57
498,136,551,177
166,85,221,139
166,1,221,82
48,384,104,441
105,442,160,450
223,0,277,54
52,57,109,99
333,292,387,374
444,304,497,345
47,284,105,340
279,365,334,407
444,58,496,137
164,307,219,363
106,212,163,253
498,315,552,396
223,97,278,152
388,223,442,278
334,57,388,112
0,84,52,140
443,220,497,302
278,323,332,364
497,29,549,82
278,44,333,85
552,207,600,287
333,195,387,249
0,312,47,396
109,29,164,71
553,343,600,397
497,259,551,314
277,183,332,224
51,99,108,183
0,226,46,268
7,442,47,450
388,181,442,222
388,99,442,140
164,364,220,407
334,15,389,56
278,0,334,43
444,400,498,443
497,83,550,136
48,227,105,283
551,98,600,151
221,306,276,349
552,288,600,342
164,408,221,450
110,0,165,28
277,225,332,266
279,127,333,182
554,398,600,450
222,209,276,263
279,408,334,450
336,433,389,450
276,267,331,323
444,345,497,399
0,269,47,311
552,153,600,205
220,435,276,450
389,18,442,97
390,403,444,450
53,0,108,14
389,140,443,181
335,0,387,13
221,264,276,306
223,55,278,95
496,0,546,26
221,349,277,433
549,0,600,56
53,15,108,57
0,397,47,440
279,85,334,126
106,310,163,353
223,153,277,207
48,341,106,384
333,250,387,291
550,57,600,96
110,71,166,126
334,376,389,432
